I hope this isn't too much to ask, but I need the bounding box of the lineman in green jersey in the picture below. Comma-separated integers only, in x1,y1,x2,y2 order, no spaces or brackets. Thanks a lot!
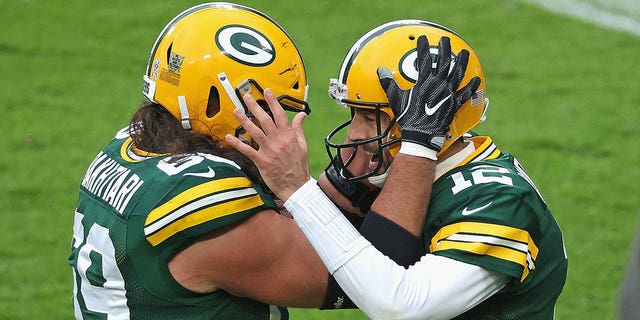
226,20,568,319
70,129,295,318
69,3,332,319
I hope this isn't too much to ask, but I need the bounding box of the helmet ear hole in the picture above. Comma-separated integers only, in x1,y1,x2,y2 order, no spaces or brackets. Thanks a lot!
206,86,221,118
166,43,173,62
257,99,269,109
292,81,299,90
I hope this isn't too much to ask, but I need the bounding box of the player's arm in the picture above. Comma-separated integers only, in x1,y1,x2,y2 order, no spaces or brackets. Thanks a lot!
287,178,512,318
318,146,425,310
169,208,328,308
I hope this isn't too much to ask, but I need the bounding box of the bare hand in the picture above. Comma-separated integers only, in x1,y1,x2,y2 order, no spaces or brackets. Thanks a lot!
225,88,311,200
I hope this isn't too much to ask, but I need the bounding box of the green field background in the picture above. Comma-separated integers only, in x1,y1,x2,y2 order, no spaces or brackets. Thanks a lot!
1,0,638,319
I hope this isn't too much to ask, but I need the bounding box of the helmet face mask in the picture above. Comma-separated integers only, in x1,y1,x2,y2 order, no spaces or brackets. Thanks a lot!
236,78,310,117
325,104,398,182
325,19,489,182
143,3,309,146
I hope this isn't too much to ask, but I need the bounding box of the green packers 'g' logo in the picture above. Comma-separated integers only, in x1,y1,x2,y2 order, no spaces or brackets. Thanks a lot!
216,25,275,66
398,47,456,83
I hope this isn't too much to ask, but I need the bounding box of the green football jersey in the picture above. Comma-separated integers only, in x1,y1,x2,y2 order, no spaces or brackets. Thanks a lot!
426,136,568,319
68,127,287,319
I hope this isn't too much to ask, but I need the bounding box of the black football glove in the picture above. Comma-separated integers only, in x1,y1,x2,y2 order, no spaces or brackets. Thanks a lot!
377,35,480,157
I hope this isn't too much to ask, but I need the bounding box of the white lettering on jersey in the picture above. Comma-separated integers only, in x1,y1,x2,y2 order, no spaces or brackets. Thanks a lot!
450,165,513,195
72,211,130,319
81,151,144,215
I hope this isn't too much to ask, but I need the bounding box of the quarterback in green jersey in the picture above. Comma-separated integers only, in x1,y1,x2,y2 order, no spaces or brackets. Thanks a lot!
226,20,568,319
69,3,331,319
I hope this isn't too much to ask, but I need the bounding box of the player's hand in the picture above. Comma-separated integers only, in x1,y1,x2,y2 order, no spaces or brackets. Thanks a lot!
225,88,310,201
377,35,480,159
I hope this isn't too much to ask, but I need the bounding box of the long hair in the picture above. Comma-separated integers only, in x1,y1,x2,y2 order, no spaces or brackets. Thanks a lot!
128,102,269,194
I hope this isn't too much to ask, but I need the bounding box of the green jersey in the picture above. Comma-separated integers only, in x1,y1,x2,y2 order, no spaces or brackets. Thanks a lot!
426,136,568,319
68,127,287,319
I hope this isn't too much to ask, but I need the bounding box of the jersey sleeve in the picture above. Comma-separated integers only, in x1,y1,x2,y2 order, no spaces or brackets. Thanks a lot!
142,153,278,247
427,163,545,282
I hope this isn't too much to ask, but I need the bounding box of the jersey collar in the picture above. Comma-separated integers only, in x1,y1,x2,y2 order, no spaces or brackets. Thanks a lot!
434,136,501,180
120,137,167,162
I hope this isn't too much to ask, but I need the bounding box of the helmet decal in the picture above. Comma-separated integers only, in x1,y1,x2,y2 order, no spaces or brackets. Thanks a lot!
399,47,457,83
150,57,160,79
216,25,275,66
398,49,419,83
168,52,185,73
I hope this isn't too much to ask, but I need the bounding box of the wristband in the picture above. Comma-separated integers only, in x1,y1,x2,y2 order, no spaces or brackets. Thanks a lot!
399,141,438,160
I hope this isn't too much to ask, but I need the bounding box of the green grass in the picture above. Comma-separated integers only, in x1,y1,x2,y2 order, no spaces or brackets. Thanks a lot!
0,0,638,319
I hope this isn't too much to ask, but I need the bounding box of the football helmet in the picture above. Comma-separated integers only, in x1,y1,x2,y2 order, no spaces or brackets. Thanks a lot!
143,2,309,144
326,20,488,180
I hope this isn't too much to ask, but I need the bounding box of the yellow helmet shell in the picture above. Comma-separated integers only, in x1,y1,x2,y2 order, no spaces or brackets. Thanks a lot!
143,3,308,144
329,20,488,156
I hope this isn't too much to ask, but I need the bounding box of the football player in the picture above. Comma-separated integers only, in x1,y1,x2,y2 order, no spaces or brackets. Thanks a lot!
228,20,568,319
69,3,325,319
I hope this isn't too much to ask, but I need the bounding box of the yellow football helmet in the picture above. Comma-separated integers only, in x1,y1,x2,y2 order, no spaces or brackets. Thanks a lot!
143,2,309,144
326,19,488,178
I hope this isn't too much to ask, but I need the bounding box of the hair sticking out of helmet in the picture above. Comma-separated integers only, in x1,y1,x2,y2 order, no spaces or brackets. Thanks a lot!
142,2,309,146
325,19,489,181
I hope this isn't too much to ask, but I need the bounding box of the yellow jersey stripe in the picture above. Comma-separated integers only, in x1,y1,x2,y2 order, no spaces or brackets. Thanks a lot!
145,176,252,225
430,222,539,257
146,192,264,246
429,222,540,281
468,137,499,163
485,147,501,160
434,240,531,281
145,187,257,235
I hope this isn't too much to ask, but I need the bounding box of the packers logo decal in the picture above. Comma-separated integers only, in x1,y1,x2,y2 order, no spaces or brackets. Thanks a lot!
216,25,275,66
398,47,456,83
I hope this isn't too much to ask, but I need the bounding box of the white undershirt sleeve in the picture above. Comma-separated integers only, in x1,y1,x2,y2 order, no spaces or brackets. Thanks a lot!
283,179,371,272
285,179,510,320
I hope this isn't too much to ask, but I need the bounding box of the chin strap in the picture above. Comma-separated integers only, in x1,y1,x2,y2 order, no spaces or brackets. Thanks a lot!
177,96,192,130
324,157,380,213
218,72,246,112
366,166,390,188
